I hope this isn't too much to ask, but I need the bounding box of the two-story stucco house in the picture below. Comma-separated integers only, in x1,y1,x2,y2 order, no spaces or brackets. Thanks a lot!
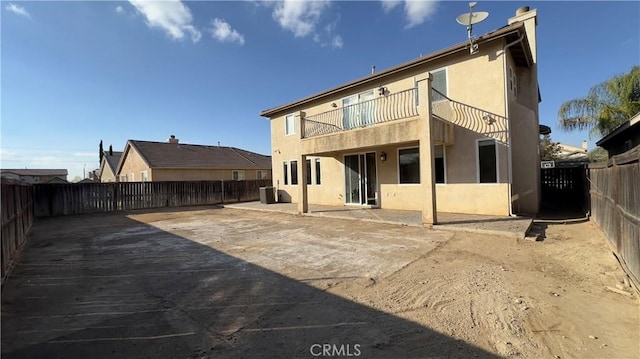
260,7,540,224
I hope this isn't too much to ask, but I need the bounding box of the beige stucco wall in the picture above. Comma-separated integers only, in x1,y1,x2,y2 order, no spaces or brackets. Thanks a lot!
99,161,117,182
152,169,271,182
276,143,511,215
119,147,150,182
269,36,535,216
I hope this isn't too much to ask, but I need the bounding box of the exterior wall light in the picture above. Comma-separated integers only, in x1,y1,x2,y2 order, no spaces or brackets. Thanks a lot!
380,152,387,161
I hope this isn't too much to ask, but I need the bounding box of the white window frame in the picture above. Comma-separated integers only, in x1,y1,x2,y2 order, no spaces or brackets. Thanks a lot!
509,65,518,98
430,67,448,103
285,114,296,136
314,158,322,186
305,158,313,185
289,159,298,185
232,170,245,181
130,173,135,182
434,144,447,184
140,171,148,182
257,170,268,180
476,138,500,184
120,174,128,182
283,161,289,185
397,146,421,186
342,89,376,129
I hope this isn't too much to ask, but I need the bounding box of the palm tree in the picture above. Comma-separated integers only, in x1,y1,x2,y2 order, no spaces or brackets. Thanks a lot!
558,66,640,138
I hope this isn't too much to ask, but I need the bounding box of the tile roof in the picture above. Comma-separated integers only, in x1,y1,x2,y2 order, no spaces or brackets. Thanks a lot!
128,140,272,169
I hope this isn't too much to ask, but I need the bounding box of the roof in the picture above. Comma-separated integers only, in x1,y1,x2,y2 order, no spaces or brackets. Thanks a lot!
118,140,271,173
260,21,532,118
596,112,640,147
103,151,123,173
0,169,68,176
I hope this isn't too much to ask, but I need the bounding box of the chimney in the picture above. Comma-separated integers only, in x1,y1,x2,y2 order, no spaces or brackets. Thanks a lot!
508,6,537,63
371,65,375,74
167,135,179,144
582,140,588,152
109,145,113,156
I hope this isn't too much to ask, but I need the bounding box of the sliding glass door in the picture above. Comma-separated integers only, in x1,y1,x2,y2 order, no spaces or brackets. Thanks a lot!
344,152,377,205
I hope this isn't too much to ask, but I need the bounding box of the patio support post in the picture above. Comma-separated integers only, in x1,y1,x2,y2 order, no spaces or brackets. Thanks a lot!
417,73,438,225
296,111,308,214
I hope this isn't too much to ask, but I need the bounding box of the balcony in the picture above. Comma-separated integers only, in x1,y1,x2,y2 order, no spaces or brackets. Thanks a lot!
302,88,419,139
431,89,508,144
298,87,507,154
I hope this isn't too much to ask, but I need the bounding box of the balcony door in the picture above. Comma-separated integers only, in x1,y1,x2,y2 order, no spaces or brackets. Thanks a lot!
344,152,377,206
342,90,375,129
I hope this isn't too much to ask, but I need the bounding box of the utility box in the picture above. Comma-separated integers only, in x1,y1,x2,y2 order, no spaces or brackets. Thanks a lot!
259,187,275,204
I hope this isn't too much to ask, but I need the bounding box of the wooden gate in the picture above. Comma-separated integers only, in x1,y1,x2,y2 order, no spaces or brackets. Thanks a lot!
540,166,589,214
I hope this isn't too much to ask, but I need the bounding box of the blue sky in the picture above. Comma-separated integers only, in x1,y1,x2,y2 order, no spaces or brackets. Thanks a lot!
2,1,639,180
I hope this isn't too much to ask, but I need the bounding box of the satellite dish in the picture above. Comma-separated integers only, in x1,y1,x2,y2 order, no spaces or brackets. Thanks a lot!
456,11,489,26
455,2,489,55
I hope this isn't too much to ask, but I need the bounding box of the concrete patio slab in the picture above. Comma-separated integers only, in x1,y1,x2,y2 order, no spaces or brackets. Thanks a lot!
224,201,533,239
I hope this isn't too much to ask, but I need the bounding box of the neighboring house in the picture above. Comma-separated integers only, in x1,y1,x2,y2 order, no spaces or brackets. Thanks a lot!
115,136,272,182
99,150,123,182
0,169,68,184
596,112,640,158
260,6,540,222
557,141,588,162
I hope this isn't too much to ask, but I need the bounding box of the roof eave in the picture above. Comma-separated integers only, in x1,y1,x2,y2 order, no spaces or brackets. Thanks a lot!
259,23,527,118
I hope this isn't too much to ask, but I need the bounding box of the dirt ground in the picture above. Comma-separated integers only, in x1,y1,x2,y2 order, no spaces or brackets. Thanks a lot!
2,207,638,358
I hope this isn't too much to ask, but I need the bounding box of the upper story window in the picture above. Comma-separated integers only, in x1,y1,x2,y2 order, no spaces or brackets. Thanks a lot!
342,90,375,129
140,171,148,182
509,66,518,98
431,68,447,102
285,114,295,135
232,170,245,181
257,170,268,180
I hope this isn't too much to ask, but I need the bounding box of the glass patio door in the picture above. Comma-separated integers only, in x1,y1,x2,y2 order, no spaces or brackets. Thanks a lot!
344,153,377,205
342,90,375,129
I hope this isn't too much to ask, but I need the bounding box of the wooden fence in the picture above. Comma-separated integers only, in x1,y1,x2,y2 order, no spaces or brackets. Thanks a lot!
1,183,34,283
34,180,272,217
589,146,640,288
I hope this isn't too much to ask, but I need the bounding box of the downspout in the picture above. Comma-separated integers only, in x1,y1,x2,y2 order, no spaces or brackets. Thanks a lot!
502,32,525,217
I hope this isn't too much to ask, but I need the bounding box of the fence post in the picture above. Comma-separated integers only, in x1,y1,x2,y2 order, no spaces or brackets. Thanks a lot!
221,180,225,204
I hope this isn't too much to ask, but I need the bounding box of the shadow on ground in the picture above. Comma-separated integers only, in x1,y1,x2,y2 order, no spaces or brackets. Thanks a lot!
1,208,499,358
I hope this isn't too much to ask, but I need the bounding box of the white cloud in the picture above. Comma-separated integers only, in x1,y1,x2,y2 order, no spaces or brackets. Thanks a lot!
128,0,201,42
73,152,96,158
331,35,343,49
208,18,245,45
271,0,330,38
116,5,124,14
381,0,438,28
381,0,401,13
404,0,437,28
5,3,30,18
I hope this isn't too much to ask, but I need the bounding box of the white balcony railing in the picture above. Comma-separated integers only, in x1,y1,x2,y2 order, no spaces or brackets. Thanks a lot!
302,88,419,138
431,89,509,144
